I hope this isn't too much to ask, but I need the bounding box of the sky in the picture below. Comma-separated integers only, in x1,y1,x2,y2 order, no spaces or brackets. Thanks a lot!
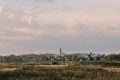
0,0,120,55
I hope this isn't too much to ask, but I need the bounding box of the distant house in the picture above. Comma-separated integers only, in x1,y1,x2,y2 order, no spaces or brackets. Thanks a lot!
79,57,87,62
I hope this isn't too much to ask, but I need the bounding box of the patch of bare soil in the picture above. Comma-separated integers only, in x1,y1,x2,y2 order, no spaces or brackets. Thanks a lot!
36,65,68,68
103,68,120,72
0,68,17,72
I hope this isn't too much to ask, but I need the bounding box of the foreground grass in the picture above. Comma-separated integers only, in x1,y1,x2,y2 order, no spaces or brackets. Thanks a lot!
0,64,120,80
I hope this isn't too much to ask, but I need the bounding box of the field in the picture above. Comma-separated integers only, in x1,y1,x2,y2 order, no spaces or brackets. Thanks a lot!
0,62,120,80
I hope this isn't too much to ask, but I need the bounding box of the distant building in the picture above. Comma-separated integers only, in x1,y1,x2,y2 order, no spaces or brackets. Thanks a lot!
60,48,62,54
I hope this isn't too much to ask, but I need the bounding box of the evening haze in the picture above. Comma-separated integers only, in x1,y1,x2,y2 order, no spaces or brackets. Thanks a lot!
0,0,120,55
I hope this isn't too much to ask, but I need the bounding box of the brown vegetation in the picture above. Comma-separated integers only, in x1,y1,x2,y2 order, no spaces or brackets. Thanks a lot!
0,63,120,80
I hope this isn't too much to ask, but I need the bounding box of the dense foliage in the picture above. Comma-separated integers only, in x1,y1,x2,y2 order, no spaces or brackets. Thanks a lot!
105,54,120,61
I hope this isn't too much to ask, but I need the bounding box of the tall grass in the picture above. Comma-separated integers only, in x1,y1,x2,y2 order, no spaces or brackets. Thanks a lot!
0,64,120,80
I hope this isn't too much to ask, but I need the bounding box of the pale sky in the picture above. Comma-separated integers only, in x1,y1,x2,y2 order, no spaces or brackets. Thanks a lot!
0,0,120,55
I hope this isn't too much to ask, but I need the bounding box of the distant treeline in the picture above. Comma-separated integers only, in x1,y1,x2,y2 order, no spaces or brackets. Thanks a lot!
0,54,52,63
0,53,120,63
0,54,80,63
105,54,120,61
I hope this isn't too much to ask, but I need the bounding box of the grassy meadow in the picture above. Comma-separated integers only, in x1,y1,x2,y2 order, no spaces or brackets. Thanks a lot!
0,62,120,80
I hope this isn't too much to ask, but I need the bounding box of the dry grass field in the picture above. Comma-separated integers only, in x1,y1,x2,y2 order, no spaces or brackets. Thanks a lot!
0,63,120,80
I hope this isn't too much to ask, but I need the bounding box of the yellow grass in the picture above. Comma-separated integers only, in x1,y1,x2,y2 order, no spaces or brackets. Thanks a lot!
0,68,17,72
103,67,120,72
